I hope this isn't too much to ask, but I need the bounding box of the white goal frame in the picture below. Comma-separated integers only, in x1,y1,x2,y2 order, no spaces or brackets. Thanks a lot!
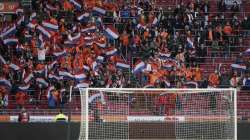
78,88,237,140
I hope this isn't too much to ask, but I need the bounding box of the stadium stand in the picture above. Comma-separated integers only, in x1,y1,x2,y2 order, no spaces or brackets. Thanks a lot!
0,0,249,120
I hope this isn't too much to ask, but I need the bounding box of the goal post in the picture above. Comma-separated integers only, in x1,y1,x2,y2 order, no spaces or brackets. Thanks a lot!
78,88,237,140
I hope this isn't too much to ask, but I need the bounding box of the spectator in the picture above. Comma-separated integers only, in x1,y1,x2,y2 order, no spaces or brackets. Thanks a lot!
209,70,220,87
54,109,67,122
15,91,28,109
18,107,30,123
242,74,250,90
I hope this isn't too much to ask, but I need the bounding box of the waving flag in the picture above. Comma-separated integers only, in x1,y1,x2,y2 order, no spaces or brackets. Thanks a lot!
9,63,21,71
37,25,51,39
29,12,37,21
77,13,90,22
68,33,81,42
74,73,86,81
81,25,96,33
159,52,171,60
105,48,117,56
83,65,90,71
75,82,89,89
48,73,61,81
95,39,106,48
24,73,34,84
0,25,17,38
3,38,18,46
116,62,130,69
53,50,66,57
0,78,12,89
93,7,106,15
36,78,49,87
104,27,119,40
84,36,94,46
133,61,146,74
231,64,247,70
59,70,74,79
18,84,30,91
69,0,82,10
42,21,59,31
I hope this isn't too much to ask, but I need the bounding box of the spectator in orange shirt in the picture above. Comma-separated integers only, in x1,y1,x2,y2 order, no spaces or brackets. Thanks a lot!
16,91,28,109
63,0,73,11
208,70,220,87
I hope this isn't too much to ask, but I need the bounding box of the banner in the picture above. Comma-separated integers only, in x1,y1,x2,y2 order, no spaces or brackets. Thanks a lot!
0,2,19,13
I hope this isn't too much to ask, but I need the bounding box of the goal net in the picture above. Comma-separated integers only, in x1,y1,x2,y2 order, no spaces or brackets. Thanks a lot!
78,88,237,140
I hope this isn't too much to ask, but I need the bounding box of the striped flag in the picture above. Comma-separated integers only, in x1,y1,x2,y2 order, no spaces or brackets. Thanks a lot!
59,70,74,79
0,78,12,89
42,21,59,31
105,48,117,56
104,26,119,40
69,0,82,10
3,38,18,46
74,73,86,81
48,73,61,81
53,50,66,57
133,61,146,74
231,64,247,70
116,61,130,69
18,84,30,92
75,82,89,89
81,26,96,33
0,54,6,64
93,7,106,15
9,63,21,71
36,78,49,87
244,48,250,55
37,25,52,39
77,13,90,22
0,25,17,38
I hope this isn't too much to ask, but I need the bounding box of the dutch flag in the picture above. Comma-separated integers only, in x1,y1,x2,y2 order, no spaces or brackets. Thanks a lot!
37,25,52,39
0,78,12,89
116,61,130,69
152,17,158,26
48,73,61,81
18,84,30,91
133,61,146,74
27,22,37,30
42,21,59,31
83,65,90,71
105,48,118,56
95,40,106,48
77,13,90,22
136,23,146,30
231,64,247,70
3,38,18,46
29,12,37,21
75,82,89,89
159,52,171,60
53,50,66,57
17,16,25,25
69,0,82,10
74,73,86,81
36,78,49,87
9,63,21,71
59,70,74,79
93,7,106,15
104,27,119,40
0,25,17,38
81,26,96,33
46,4,57,11
84,36,94,46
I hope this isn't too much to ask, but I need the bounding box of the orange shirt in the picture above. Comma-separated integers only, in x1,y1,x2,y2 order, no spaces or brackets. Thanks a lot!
209,73,219,86
120,34,129,46
194,68,202,81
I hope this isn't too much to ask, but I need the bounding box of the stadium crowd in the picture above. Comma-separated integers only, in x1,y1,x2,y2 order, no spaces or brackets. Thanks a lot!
0,0,249,109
